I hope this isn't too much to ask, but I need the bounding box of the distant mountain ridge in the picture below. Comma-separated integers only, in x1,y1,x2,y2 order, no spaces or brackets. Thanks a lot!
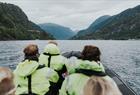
72,5,140,40
39,23,75,40
73,15,110,38
0,2,53,40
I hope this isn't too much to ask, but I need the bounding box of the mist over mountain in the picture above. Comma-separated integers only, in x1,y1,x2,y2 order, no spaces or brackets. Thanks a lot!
39,23,75,40
0,2,53,40
72,5,140,40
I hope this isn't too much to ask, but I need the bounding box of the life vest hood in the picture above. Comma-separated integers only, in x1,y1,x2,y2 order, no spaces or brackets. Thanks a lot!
44,44,60,54
75,59,103,72
15,60,39,77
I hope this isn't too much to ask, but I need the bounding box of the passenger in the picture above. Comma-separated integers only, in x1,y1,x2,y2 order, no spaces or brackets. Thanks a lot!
59,45,107,95
39,41,68,93
65,45,105,74
84,76,122,95
14,44,59,95
0,67,15,95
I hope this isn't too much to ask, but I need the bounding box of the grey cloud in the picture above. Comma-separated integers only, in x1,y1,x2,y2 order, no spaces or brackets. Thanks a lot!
1,0,140,30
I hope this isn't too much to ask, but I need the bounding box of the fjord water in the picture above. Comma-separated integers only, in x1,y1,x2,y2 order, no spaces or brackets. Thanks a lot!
0,40,140,94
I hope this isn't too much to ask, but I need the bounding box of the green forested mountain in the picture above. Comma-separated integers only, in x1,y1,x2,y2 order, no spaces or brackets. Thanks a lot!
0,2,54,40
73,15,110,38
72,5,140,40
39,23,75,40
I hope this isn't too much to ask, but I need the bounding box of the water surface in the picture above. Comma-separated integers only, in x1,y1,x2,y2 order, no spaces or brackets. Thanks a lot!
0,40,140,94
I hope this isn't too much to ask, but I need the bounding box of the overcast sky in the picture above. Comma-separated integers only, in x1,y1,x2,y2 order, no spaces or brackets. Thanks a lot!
1,0,140,30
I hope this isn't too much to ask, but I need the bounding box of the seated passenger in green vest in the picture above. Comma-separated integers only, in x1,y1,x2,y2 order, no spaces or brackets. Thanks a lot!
39,41,68,94
14,44,59,95
64,45,105,74
59,45,111,95
84,76,122,95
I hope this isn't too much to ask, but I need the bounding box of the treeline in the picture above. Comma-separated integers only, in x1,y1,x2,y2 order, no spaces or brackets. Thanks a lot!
0,2,54,40
72,5,140,40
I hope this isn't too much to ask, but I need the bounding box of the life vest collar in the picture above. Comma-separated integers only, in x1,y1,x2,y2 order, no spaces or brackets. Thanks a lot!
75,69,106,77
43,52,60,56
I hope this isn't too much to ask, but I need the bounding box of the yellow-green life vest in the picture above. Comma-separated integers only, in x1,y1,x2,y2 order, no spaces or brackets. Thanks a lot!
59,59,117,95
14,60,59,95
68,59,105,74
39,44,68,71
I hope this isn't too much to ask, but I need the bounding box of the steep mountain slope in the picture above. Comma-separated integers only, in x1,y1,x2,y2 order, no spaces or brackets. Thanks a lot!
73,5,140,40
0,2,53,40
74,15,110,37
39,23,75,40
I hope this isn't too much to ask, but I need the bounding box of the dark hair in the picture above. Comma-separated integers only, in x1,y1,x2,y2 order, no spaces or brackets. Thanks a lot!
23,44,39,61
81,45,101,62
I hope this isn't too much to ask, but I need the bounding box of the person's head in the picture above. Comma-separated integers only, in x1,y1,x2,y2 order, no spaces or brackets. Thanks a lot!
48,40,58,46
81,45,101,62
44,41,60,54
84,76,122,95
23,44,39,59
0,67,15,95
